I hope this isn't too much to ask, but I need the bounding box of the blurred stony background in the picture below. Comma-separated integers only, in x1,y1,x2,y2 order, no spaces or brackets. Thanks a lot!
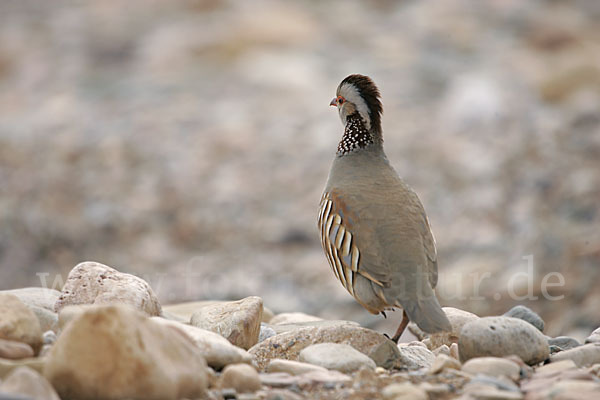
0,0,599,339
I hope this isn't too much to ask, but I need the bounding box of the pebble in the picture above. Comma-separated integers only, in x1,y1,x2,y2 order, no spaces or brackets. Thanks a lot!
462,357,520,380
299,343,375,373
220,363,262,393
0,339,34,360
524,379,600,400
0,366,60,400
503,305,545,332
450,342,460,360
382,382,428,400
54,261,162,316
397,343,436,370
548,336,581,351
150,316,253,369
459,316,549,365
0,288,61,312
248,322,387,370
0,294,43,354
190,296,263,350
259,370,351,387
429,354,461,374
267,359,328,375
259,323,277,342
26,306,58,333
269,312,323,325
550,343,600,367
44,304,208,400
585,327,600,344
409,307,479,348
535,359,577,374
0,358,45,379
433,344,450,356
42,331,56,345
463,382,524,400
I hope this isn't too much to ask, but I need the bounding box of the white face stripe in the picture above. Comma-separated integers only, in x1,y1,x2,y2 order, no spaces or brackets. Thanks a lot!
337,83,371,130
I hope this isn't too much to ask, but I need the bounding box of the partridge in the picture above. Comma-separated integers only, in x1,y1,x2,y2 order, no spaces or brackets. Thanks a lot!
318,74,451,342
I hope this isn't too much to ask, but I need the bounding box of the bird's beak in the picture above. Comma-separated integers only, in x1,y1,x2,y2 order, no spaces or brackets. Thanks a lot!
330,97,337,107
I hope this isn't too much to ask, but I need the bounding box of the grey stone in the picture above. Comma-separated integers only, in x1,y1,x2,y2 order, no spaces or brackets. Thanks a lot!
397,343,436,370
299,343,375,373
548,336,581,351
503,305,544,332
459,316,549,365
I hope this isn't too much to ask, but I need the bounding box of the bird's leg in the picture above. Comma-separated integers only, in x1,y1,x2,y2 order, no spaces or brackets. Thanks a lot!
390,310,409,343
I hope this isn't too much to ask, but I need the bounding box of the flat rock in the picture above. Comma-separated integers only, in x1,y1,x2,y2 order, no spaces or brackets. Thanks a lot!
548,336,581,351
190,296,263,350
0,339,34,360
220,363,262,393
44,304,208,400
503,305,544,332
0,366,60,400
248,323,387,370
585,327,600,344
550,343,600,367
269,312,323,325
151,316,253,369
462,357,520,380
0,288,61,311
382,382,428,400
267,359,328,375
410,307,479,348
54,261,162,316
459,316,549,365
0,294,43,354
429,354,461,374
299,343,375,373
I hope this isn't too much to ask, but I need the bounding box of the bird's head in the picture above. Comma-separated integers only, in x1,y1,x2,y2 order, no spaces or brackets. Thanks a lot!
330,74,383,134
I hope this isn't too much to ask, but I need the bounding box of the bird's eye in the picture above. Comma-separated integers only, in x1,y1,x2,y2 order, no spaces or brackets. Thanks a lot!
338,96,345,104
